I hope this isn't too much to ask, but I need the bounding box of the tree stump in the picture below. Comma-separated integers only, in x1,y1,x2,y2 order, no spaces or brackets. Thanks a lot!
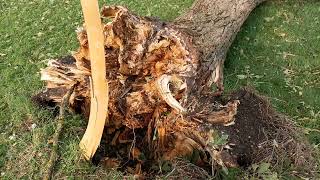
34,0,318,177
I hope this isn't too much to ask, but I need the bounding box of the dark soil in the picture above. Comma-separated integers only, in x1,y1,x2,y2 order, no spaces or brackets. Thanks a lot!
33,83,317,177
214,88,317,176
215,88,276,167
91,88,317,177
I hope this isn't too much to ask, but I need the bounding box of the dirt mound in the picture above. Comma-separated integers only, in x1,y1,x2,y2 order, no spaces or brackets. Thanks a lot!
218,89,317,171
89,88,317,178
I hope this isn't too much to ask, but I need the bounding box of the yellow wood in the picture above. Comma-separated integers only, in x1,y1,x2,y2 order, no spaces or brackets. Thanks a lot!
79,0,108,160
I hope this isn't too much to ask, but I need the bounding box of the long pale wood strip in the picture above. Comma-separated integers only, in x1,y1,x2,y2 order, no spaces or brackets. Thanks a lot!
79,0,108,160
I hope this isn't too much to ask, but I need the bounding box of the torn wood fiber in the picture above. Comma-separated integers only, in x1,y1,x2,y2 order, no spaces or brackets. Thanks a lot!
34,0,266,174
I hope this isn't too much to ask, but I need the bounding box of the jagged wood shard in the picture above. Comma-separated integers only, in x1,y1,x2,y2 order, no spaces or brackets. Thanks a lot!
78,0,108,160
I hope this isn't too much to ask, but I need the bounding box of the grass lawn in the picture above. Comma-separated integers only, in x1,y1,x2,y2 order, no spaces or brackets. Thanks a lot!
0,0,319,179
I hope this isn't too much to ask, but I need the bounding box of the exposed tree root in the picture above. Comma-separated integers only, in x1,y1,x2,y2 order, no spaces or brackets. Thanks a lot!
42,85,75,180
35,6,240,175
33,3,318,178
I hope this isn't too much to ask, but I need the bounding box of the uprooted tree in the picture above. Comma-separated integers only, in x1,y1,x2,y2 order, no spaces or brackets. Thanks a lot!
33,0,317,177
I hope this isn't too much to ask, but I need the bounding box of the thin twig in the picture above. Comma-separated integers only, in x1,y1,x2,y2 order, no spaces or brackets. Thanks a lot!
43,85,75,180
128,128,136,159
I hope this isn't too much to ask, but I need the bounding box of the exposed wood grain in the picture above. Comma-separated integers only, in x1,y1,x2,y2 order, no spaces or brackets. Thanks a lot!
79,0,109,160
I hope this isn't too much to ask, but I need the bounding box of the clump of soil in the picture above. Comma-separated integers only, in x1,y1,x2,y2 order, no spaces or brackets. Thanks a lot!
215,88,283,167
91,88,317,178
219,88,317,172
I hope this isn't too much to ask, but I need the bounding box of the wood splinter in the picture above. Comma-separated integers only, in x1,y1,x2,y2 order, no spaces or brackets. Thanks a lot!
79,0,109,160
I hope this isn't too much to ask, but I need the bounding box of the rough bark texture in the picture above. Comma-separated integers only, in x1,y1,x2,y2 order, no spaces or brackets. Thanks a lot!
174,0,265,93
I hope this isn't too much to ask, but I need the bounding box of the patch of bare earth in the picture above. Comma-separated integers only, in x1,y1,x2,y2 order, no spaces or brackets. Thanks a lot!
216,89,318,175
90,88,318,178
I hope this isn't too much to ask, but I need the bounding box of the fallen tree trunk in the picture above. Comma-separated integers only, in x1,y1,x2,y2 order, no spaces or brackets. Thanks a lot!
173,0,266,93
33,0,268,175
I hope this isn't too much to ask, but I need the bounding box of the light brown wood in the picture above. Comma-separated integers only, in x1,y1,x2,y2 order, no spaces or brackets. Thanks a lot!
79,0,108,160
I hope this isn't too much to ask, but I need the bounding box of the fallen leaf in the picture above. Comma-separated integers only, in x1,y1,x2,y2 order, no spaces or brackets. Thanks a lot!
278,32,286,37
37,32,44,37
236,75,247,80
257,162,270,174
264,17,274,22
101,157,120,169
254,75,263,79
131,147,142,160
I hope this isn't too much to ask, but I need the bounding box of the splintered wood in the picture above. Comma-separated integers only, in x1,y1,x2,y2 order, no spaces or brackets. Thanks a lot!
36,5,240,174
79,0,108,160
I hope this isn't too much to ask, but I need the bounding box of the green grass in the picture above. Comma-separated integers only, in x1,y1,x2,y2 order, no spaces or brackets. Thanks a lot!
225,0,320,144
0,0,319,179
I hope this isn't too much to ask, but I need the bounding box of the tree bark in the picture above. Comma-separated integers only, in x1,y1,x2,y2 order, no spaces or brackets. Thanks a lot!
174,0,265,93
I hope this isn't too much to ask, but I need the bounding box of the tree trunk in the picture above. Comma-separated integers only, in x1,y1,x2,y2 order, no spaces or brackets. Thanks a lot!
174,0,265,93
33,0,267,173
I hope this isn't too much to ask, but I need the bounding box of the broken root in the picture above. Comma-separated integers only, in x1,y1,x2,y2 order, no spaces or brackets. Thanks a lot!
33,6,318,178
43,85,75,180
